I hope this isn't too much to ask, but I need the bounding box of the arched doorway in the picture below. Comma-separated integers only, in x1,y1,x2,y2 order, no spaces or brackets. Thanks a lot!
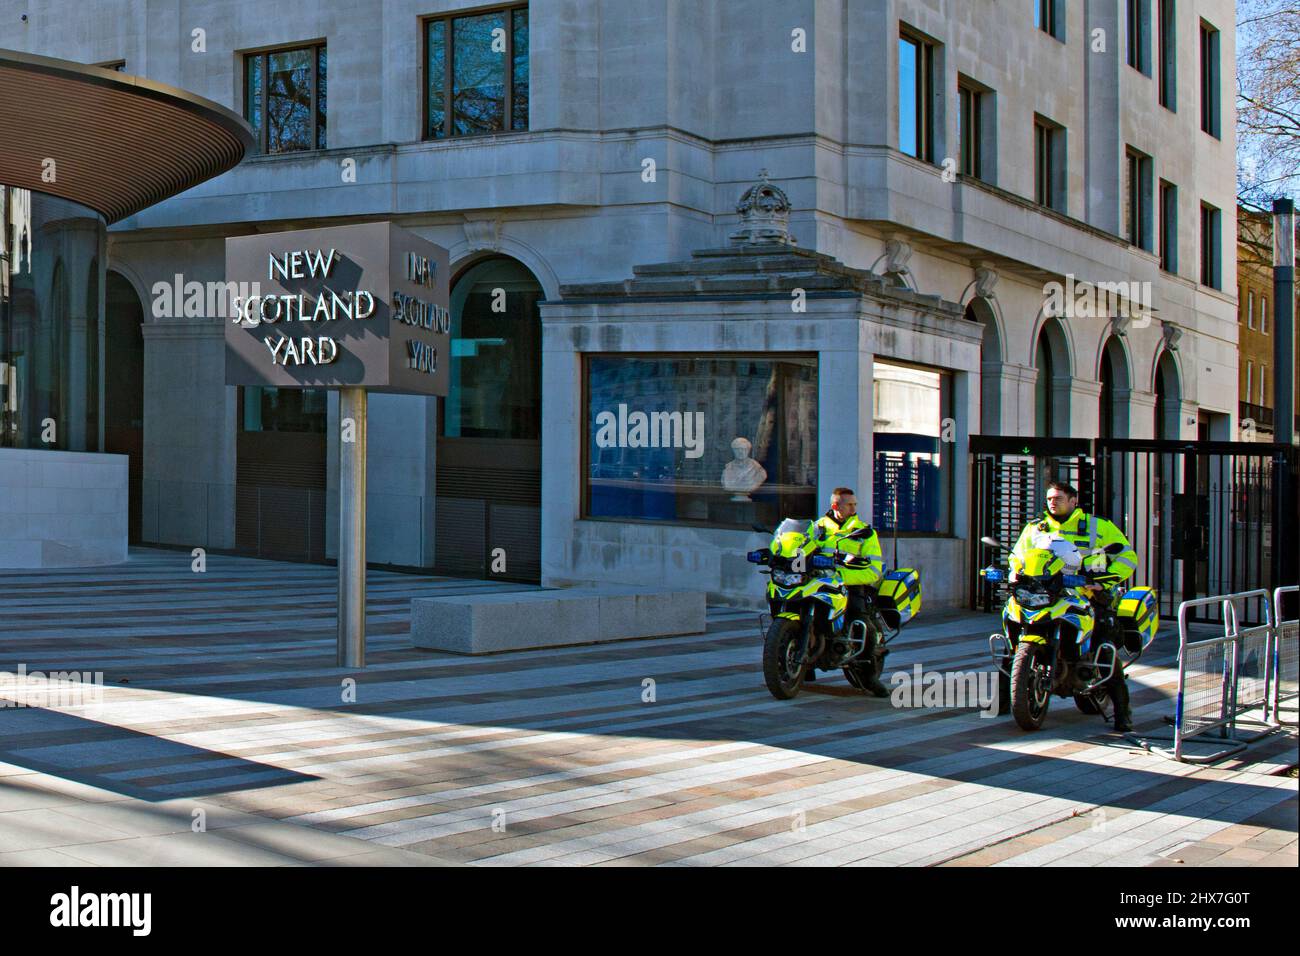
1033,316,1070,437
967,300,1001,435
105,270,145,542
1098,335,1131,438
1154,349,1180,440
435,256,542,581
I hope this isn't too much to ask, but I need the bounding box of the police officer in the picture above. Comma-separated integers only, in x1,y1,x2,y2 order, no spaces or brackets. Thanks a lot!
814,487,888,696
1009,480,1140,731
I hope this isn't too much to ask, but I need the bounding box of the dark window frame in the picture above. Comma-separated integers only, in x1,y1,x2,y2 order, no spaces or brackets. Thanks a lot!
1199,20,1220,138
1034,115,1065,212
1035,0,1064,42
580,351,820,531
1159,179,1178,273
242,41,327,155
1158,0,1177,109
1200,201,1221,289
1124,147,1153,251
423,3,530,141
898,28,936,163
871,356,956,536
957,79,984,180
1126,0,1152,74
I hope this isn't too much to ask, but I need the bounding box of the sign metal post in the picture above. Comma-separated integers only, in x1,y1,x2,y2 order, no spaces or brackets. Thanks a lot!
338,386,367,667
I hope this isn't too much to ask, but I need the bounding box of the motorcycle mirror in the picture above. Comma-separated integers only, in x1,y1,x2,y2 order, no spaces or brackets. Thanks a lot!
751,523,773,535
980,536,1010,552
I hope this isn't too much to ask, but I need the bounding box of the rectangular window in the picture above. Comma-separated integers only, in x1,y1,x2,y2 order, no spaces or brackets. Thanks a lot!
243,43,326,154
898,32,934,162
584,355,818,528
1125,148,1153,250
240,387,327,433
1246,361,1253,399
1035,0,1063,40
425,5,529,139
1261,297,1268,334
1035,116,1065,212
1259,364,1266,406
1200,202,1221,288
1159,180,1178,272
1158,0,1176,109
957,81,984,179
1248,290,1256,329
1200,21,1220,137
872,361,952,534
1127,0,1151,74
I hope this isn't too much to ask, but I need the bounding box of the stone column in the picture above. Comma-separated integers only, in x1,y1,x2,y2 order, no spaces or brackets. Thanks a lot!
1126,390,1158,439
539,318,580,588
818,342,870,519
1067,377,1103,438
1006,363,1039,437
1177,399,1200,439
140,317,235,548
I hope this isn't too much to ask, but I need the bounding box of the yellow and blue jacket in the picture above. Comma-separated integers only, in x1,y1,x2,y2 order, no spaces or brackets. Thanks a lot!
813,511,884,587
1010,507,1138,586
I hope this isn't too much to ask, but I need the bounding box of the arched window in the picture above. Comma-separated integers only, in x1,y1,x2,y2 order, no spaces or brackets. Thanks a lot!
1035,331,1055,437
1154,350,1180,439
1098,336,1131,438
1034,317,1070,437
444,257,542,439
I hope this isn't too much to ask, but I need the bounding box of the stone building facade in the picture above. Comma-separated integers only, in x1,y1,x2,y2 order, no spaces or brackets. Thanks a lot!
1,0,1240,606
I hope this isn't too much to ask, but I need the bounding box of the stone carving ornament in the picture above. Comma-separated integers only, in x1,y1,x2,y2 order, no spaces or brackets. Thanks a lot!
729,170,794,246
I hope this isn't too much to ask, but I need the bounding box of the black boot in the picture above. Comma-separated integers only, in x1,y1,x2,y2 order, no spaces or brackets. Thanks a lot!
863,649,890,698
1109,672,1133,732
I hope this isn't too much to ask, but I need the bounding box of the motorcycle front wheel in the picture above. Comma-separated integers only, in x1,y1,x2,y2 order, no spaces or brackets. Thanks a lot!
1010,641,1051,731
763,617,805,700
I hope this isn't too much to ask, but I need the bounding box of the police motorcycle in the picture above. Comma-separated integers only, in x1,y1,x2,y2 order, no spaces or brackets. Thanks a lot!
747,519,921,700
978,533,1158,731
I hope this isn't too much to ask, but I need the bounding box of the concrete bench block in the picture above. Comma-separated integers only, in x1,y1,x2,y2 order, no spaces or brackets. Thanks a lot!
411,586,705,654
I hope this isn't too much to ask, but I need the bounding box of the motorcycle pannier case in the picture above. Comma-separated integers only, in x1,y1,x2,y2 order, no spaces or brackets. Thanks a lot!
1115,586,1158,652
874,568,921,628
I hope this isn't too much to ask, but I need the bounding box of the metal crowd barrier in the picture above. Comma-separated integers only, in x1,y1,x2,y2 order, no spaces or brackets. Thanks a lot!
1268,585,1298,726
1136,589,1284,764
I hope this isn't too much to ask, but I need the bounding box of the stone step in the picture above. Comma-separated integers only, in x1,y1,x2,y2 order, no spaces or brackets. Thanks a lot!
411,585,707,655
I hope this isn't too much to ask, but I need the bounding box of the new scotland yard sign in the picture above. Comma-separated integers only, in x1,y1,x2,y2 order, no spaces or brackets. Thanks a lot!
225,221,450,395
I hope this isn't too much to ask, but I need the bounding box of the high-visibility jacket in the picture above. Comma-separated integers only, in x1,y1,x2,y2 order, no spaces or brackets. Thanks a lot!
813,511,884,587
1010,507,1138,585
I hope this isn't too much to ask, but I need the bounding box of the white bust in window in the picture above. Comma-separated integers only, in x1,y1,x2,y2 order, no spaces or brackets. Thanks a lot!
721,436,767,501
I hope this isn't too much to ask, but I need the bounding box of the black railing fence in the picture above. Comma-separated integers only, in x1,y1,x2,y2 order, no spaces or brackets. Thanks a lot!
970,436,1299,624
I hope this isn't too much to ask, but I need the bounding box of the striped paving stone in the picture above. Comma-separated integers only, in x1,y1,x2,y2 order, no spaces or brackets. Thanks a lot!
0,547,1295,866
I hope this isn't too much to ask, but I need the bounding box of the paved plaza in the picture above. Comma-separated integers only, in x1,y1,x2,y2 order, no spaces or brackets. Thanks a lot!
0,549,1295,867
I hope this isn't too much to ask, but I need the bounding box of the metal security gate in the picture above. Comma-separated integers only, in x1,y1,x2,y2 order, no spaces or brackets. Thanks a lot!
970,437,1298,623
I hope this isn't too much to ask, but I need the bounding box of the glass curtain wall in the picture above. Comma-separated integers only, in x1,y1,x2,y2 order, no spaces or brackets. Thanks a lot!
0,185,106,451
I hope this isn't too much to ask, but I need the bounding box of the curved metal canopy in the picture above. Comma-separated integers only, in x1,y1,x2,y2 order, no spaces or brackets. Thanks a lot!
0,48,253,223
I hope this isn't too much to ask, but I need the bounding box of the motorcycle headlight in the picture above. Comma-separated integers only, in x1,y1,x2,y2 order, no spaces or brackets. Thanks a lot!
1014,588,1053,608
772,570,806,587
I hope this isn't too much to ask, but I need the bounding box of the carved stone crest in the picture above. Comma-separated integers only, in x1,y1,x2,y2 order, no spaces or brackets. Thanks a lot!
729,170,794,246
